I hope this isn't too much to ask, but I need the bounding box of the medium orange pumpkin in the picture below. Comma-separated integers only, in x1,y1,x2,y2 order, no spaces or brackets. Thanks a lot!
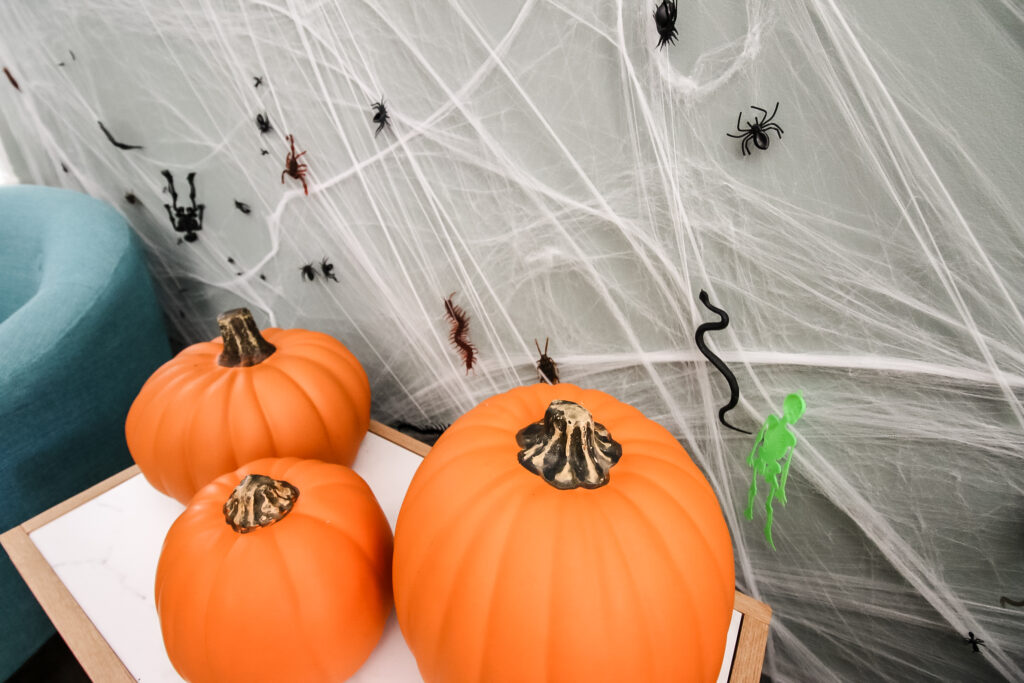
393,383,735,683
126,308,370,503
155,457,393,683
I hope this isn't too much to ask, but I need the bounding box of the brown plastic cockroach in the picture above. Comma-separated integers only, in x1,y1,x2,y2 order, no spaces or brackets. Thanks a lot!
535,338,559,384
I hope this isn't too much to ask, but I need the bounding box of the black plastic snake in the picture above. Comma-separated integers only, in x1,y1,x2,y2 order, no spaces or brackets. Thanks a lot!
695,290,750,434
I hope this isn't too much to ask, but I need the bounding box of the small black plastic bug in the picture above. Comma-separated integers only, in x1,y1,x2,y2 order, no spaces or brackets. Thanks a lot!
227,256,235,264
234,200,251,214
727,103,784,155
320,257,338,282
300,263,318,281
253,76,263,88
260,148,269,156
124,192,140,205
535,338,559,384
255,112,272,134
963,632,985,653
371,98,390,137
653,1,678,49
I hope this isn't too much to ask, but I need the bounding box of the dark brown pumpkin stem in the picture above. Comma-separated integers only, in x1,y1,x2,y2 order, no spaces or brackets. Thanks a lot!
216,308,276,367
516,400,622,489
223,474,299,533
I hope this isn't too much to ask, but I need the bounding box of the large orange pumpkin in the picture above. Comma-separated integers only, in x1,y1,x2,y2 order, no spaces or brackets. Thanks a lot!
126,308,370,503
155,457,393,683
393,383,735,683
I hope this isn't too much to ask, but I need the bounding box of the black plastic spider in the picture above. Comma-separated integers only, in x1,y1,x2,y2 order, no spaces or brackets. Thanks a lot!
253,76,263,88
124,192,140,205
963,632,985,653
320,257,338,282
299,262,317,281
653,1,678,49
371,98,390,137
161,170,204,242
727,103,783,156
255,112,272,134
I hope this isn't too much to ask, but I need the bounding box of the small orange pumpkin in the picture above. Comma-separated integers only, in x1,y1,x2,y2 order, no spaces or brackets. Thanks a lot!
155,457,393,683
393,383,735,683
126,308,370,503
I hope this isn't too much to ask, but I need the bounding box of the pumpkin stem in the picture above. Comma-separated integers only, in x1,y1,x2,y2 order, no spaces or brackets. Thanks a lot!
216,308,276,367
516,400,622,489
223,474,299,533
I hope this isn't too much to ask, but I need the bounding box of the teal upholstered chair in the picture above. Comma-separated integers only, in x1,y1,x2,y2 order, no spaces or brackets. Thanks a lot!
0,185,172,680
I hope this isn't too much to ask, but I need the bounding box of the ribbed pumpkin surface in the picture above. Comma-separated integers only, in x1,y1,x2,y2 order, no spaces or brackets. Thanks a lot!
126,326,370,503
393,383,735,683
155,457,393,683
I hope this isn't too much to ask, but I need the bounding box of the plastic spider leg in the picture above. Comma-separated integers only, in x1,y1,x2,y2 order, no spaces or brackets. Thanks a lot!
197,204,205,229
742,136,752,156
185,173,199,214
162,170,179,210
763,123,784,138
761,102,780,124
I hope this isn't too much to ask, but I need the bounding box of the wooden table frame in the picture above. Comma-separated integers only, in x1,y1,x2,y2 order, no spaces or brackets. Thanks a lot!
2,420,771,682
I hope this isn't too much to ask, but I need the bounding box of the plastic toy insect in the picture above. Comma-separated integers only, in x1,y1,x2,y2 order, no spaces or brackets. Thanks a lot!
695,290,750,434
444,292,477,374
1000,596,1023,608
653,1,678,49
963,632,985,653
160,170,204,242
281,134,309,195
255,112,272,134
234,200,251,214
124,192,140,205
320,257,338,282
728,103,784,155
745,392,805,550
253,76,263,88
299,263,317,281
371,98,390,137
534,338,559,384
260,149,269,156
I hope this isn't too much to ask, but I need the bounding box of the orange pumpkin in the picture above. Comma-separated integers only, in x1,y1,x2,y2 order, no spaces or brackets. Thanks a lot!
393,383,735,683
155,457,393,683
126,308,370,503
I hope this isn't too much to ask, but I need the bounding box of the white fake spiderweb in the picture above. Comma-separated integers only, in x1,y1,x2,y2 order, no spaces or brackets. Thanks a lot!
1,0,1022,680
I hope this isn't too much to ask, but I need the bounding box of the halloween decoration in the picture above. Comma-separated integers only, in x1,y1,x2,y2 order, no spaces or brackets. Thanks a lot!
393,383,735,683
98,120,143,150
534,337,559,384
728,103,784,155
255,112,272,134
695,290,750,434
320,257,338,281
371,98,390,137
963,632,985,653
653,1,678,49
281,133,309,195
299,262,317,281
155,458,393,683
233,199,250,214
124,192,139,205
160,169,204,242
443,292,476,373
125,308,371,503
252,75,263,88
1000,596,1023,608
746,392,805,549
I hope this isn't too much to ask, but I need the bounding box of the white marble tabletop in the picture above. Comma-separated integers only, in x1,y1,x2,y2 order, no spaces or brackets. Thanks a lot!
27,432,741,682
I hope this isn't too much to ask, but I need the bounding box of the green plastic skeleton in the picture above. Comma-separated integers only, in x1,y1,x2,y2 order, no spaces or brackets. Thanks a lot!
745,393,806,550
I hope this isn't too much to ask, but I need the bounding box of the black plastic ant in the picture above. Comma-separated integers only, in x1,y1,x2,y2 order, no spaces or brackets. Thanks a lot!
161,170,204,242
